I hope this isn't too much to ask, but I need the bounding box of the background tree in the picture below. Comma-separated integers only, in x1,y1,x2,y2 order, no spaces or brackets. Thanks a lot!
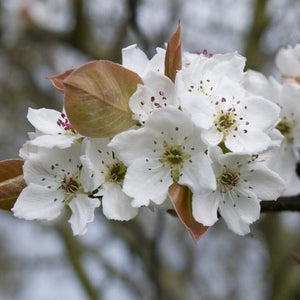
0,0,299,299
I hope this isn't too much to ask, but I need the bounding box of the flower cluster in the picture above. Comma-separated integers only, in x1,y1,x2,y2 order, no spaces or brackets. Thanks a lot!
10,30,300,239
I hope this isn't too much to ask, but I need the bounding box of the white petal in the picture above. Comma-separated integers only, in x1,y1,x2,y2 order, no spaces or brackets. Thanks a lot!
129,71,177,123
145,107,195,143
22,157,55,186
143,71,175,97
101,182,138,220
179,152,216,193
281,172,300,196
19,139,38,159
109,127,161,165
12,184,64,220
276,47,300,77
180,93,215,129
31,134,75,149
129,84,154,122
81,138,113,188
68,194,100,235
123,158,173,207
232,189,261,223
27,108,64,134
218,190,259,235
226,128,271,154
192,191,220,226
122,44,149,76
37,143,83,175
201,127,224,147
237,96,280,131
213,75,246,101
145,47,165,74
243,164,285,200
209,52,246,81
80,155,99,192
292,125,300,148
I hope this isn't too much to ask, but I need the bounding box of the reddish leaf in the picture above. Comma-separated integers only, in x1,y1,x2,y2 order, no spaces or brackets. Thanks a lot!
0,159,26,210
165,21,182,82
168,182,209,242
47,69,75,94
63,60,143,138
290,252,300,264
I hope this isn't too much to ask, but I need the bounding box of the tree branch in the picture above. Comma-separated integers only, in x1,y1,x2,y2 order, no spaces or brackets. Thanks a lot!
243,0,271,70
57,225,101,300
261,196,300,212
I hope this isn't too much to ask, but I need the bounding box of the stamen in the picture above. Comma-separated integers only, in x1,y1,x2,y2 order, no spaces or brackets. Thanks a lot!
57,113,76,133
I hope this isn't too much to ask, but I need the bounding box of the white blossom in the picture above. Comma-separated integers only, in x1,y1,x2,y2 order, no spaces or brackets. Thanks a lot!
109,107,216,208
275,44,300,82
12,143,99,235
177,52,246,97
192,147,285,235
177,53,280,154
129,71,178,124
179,81,279,154
122,44,165,78
81,138,138,221
244,70,300,195
27,107,82,149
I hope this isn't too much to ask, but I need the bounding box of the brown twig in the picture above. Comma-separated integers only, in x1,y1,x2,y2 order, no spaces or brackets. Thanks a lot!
261,196,300,212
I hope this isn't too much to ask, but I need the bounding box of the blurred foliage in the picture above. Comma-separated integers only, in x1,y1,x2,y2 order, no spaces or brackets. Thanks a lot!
0,0,300,299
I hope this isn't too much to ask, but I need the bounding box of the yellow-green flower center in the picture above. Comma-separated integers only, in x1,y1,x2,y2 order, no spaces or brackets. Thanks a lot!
59,175,82,205
106,159,127,185
276,119,297,144
159,141,191,181
214,105,238,141
218,170,240,193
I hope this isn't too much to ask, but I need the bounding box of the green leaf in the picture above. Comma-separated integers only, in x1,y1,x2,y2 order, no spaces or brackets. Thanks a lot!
165,21,182,82
47,68,75,94
63,60,143,138
168,182,209,242
0,159,26,211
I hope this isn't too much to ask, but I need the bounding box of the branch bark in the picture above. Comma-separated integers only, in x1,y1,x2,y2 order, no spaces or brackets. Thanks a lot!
261,196,300,212
243,0,271,70
57,225,101,300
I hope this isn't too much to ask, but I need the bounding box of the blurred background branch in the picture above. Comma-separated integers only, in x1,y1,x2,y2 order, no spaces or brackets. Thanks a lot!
0,0,300,299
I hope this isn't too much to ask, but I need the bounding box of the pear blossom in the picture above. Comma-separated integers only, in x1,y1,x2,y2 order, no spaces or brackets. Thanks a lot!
273,84,300,148
244,72,300,142
244,70,300,195
176,52,280,154
182,50,213,68
109,107,216,208
177,52,247,97
179,79,280,154
129,71,178,124
12,143,99,235
192,147,285,235
27,107,82,149
122,44,165,78
275,44,300,83
81,138,138,221
260,141,300,196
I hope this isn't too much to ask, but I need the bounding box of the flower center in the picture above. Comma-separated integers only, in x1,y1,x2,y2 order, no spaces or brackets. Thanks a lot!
218,170,240,193
59,175,81,205
106,160,127,185
214,105,238,140
160,141,191,181
164,148,184,164
276,119,297,144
